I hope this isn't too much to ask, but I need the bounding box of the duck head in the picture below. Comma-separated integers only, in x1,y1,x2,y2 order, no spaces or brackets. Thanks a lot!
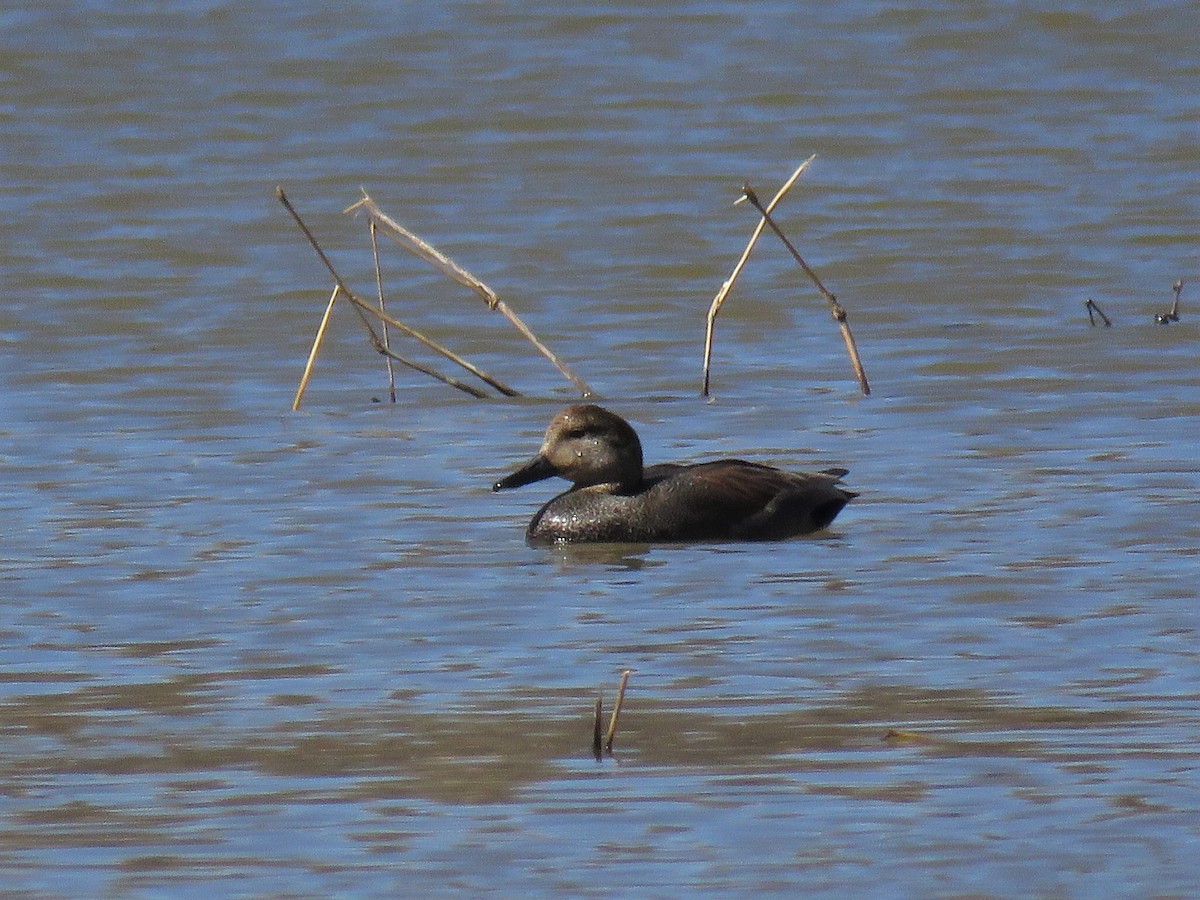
493,404,644,492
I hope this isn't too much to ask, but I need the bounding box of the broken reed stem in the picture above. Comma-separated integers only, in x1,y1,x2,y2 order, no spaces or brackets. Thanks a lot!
369,220,398,403
294,286,490,401
346,192,595,398
348,287,516,396
703,156,815,397
1157,278,1184,323
740,184,871,396
592,696,604,760
293,284,341,411
375,340,491,399
277,186,516,398
1084,298,1112,327
604,669,632,754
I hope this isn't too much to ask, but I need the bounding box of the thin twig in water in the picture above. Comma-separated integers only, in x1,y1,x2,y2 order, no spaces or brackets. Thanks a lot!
1084,298,1112,327
277,186,382,344
740,184,871,396
604,669,632,754
703,156,815,397
277,186,513,398
346,192,594,397
294,286,489,402
369,220,398,403
592,695,604,760
374,342,491,398
1156,279,1183,324
356,294,515,395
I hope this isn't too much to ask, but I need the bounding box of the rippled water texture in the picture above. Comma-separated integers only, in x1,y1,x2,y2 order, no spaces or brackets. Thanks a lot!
2,1,1199,895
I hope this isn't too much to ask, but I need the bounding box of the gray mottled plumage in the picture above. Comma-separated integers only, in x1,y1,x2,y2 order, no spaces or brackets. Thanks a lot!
493,404,855,544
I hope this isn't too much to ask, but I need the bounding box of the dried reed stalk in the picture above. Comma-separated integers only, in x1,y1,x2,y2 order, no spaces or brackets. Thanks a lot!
293,286,490,403
277,187,515,398
354,294,513,395
1155,278,1183,324
702,156,815,397
373,338,491,398
293,285,341,410
604,669,632,754
1084,298,1112,327
346,192,594,397
592,696,604,760
369,220,398,403
740,184,871,396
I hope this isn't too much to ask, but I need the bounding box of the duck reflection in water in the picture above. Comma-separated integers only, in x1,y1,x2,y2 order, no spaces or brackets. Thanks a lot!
493,404,856,544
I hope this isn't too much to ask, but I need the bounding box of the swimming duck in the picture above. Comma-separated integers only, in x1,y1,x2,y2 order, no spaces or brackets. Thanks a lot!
492,404,855,543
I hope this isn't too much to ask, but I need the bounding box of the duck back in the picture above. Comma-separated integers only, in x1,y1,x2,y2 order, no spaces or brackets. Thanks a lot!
526,459,854,543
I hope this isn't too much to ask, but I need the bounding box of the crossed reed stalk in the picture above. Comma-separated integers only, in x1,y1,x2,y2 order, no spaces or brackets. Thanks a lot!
280,162,873,406
702,156,870,397
278,187,593,409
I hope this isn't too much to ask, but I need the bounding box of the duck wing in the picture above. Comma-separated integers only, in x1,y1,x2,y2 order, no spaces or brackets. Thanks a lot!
649,459,854,540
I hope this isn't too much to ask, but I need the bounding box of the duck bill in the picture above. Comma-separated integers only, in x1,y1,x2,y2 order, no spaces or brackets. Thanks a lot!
492,453,557,491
